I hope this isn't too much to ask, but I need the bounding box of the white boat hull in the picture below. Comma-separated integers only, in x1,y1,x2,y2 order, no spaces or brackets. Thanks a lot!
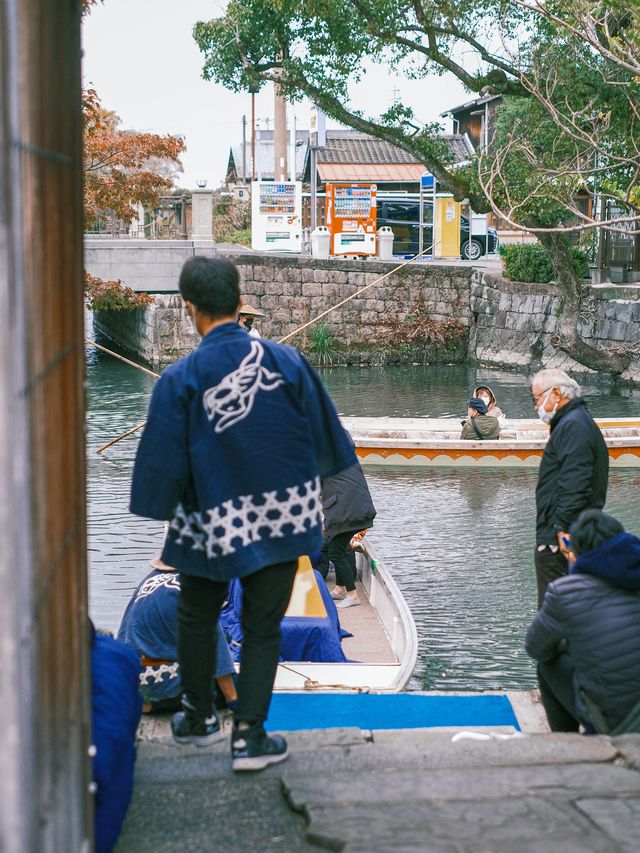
273,545,418,693
342,416,640,468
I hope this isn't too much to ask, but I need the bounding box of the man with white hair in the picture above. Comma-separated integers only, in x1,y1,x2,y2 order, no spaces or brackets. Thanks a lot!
531,368,608,606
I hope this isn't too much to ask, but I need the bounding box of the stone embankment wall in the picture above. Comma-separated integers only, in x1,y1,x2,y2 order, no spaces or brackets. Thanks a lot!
470,271,640,386
92,250,640,385
94,252,473,365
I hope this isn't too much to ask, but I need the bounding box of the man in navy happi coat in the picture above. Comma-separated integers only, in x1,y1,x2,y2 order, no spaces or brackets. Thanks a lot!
130,256,355,771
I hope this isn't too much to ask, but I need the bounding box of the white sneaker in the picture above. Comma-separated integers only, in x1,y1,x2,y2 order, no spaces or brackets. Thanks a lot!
336,596,360,609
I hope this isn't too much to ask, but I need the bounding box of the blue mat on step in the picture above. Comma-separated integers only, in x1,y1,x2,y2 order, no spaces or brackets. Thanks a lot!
265,693,519,732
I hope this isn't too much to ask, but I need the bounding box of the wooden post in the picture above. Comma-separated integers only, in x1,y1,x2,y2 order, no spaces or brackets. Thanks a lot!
0,0,91,850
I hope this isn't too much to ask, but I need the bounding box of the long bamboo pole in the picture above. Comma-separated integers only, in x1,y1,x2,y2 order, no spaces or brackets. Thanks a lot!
92,246,436,453
86,339,161,379
97,421,148,455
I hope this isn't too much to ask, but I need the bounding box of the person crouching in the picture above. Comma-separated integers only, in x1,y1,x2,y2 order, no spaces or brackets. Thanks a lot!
525,509,640,734
460,396,500,440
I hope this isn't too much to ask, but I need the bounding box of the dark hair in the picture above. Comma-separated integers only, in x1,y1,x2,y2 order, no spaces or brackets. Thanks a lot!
178,256,240,318
569,509,625,556
467,397,488,415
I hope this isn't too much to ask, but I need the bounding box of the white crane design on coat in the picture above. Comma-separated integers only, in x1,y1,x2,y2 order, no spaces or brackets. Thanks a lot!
202,340,285,433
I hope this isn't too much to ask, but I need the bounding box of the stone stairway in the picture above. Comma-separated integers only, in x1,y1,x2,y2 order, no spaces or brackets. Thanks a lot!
118,727,640,853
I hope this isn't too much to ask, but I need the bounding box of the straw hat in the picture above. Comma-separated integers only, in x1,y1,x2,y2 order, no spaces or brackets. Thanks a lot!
239,303,265,317
149,556,173,571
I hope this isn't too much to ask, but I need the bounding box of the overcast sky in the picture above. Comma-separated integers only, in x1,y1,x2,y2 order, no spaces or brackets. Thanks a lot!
82,0,470,189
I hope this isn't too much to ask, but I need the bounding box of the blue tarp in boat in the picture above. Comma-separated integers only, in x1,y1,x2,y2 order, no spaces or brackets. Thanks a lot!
220,569,348,663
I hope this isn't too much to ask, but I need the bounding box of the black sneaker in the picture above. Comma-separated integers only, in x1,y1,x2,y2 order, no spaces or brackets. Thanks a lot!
171,706,225,747
231,724,289,771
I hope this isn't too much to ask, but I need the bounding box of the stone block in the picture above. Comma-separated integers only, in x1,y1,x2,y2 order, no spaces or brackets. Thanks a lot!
607,321,628,342
322,283,341,299
248,277,269,294
302,282,323,297
575,797,640,851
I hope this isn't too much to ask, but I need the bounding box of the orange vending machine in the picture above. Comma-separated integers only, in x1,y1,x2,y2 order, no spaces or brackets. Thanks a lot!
326,183,377,256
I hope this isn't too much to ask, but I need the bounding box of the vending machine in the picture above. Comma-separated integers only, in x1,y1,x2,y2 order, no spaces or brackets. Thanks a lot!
326,183,377,256
251,180,302,252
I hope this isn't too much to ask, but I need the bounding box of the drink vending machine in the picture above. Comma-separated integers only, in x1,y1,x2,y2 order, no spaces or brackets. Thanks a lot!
326,183,377,256
251,181,302,252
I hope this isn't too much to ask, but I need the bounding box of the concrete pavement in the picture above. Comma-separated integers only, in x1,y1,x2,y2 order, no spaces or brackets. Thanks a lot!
118,724,640,852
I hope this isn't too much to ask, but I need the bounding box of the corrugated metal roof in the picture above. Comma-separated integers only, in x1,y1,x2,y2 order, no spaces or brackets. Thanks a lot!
317,163,427,182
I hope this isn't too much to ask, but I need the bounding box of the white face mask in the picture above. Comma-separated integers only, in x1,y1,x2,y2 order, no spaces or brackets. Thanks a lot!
478,394,491,406
537,389,557,424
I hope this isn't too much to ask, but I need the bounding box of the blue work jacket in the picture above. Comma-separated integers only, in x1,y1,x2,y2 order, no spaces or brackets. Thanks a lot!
130,322,355,581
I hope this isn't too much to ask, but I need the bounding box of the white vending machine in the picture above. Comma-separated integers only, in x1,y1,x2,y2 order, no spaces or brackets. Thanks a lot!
251,181,302,252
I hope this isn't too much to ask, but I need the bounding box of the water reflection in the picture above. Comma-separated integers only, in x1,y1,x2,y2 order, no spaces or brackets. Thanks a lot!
86,347,640,690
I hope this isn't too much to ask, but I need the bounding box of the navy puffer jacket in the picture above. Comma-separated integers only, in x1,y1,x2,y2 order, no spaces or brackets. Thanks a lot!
525,532,640,730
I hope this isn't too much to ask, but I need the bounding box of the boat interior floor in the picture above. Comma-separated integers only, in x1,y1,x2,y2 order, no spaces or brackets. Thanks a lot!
338,577,397,665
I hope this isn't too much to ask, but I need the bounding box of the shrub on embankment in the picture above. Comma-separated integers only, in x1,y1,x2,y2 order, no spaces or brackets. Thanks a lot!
85,273,154,311
500,243,589,284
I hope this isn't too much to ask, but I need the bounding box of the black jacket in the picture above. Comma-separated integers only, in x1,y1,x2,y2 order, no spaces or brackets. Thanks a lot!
535,398,608,544
526,532,640,731
321,462,377,541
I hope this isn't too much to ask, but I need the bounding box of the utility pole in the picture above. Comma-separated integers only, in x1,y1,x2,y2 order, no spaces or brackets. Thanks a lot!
241,114,247,187
310,146,318,231
309,105,326,231
289,106,296,182
274,83,288,182
251,89,256,187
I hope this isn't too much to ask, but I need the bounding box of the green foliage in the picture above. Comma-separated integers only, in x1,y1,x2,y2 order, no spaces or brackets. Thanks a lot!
569,246,590,280
222,228,251,246
499,244,590,283
307,324,334,365
193,0,638,233
84,272,154,311
499,244,554,283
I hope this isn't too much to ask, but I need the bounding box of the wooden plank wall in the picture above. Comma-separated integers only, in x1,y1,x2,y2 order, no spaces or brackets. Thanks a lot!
0,1,90,851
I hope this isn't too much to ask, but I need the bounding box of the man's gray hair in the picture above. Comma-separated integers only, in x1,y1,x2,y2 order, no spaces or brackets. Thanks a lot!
531,368,581,399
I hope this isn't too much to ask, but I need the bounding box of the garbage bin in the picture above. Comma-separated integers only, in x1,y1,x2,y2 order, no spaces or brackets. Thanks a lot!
377,226,394,260
311,226,331,260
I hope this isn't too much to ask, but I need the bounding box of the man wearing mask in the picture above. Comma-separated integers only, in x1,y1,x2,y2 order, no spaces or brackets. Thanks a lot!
531,369,608,607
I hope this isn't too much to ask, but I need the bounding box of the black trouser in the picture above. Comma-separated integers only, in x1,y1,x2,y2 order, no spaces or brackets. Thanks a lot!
328,530,358,591
178,560,297,725
315,539,330,579
534,545,568,608
537,655,581,732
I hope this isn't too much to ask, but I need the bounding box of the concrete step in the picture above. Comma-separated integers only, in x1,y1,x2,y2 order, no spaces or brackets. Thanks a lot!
133,728,627,784
282,756,640,853
125,729,640,852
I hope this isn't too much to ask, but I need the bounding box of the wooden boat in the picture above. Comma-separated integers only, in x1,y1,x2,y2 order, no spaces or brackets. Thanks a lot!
273,547,418,693
342,416,640,468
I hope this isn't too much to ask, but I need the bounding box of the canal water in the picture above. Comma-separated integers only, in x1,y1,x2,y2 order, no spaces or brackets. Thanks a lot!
87,345,640,692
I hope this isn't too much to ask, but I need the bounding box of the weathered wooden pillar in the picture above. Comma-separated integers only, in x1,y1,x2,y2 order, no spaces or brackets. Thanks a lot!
0,1,90,851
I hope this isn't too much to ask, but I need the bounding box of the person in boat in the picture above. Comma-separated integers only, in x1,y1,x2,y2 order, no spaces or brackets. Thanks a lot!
531,368,608,607
117,556,238,714
460,396,501,440
525,509,640,734
129,255,355,771
238,302,264,338
474,384,505,423
322,459,377,609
